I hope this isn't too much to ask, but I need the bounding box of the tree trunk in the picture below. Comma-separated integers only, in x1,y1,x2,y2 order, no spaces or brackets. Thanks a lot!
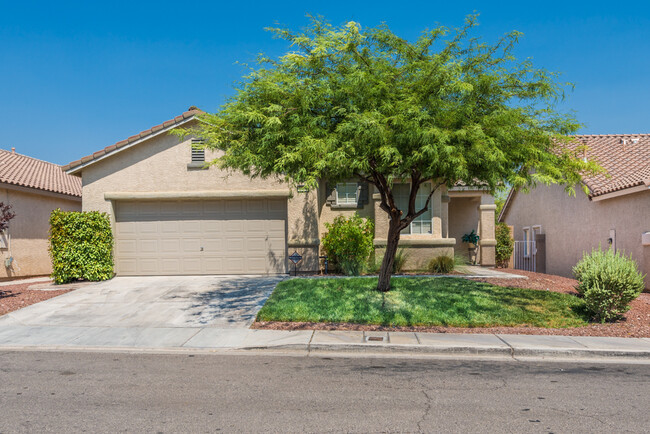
377,219,401,292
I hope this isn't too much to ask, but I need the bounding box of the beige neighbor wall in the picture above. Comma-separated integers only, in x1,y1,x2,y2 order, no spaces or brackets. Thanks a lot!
80,128,321,273
0,185,80,279
503,184,650,289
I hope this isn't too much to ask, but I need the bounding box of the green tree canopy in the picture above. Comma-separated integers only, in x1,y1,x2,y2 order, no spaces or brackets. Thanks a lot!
176,15,599,290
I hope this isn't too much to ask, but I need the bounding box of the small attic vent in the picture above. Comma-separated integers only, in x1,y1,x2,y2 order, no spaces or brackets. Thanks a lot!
191,139,205,162
631,138,640,144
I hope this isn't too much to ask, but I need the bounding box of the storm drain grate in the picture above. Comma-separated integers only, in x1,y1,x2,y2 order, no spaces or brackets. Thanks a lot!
365,336,386,343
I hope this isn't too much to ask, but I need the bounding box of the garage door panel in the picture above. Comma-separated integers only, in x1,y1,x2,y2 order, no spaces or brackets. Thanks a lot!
116,239,137,255
139,259,160,273
160,239,180,253
201,220,222,233
202,258,223,274
160,221,180,233
245,237,266,252
181,238,201,253
224,220,244,232
179,220,201,234
181,257,202,273
114,199,287,275
119,259,138,274
226,237,245,252
116,221,137,235
225,200,244,214
139,239,160,254
160,259,181,274
246,257,267,274
138,221,159,235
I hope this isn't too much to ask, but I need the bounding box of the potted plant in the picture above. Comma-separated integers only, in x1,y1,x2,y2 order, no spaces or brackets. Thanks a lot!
462,230,480,265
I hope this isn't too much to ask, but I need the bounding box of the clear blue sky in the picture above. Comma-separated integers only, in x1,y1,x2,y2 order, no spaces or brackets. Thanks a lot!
1,1,649,165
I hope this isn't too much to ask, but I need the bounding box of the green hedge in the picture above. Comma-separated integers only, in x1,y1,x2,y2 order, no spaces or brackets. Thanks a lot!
49,209,114,284
495,222,514,268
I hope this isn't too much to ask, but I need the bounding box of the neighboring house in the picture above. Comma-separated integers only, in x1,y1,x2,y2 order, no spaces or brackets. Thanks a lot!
0,149,82,279
62,109,496,276
500,134,650,289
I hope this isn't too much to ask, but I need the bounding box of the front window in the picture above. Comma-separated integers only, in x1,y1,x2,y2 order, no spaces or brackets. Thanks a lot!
394,183,432,234
336,183,358,205
523,227,531,257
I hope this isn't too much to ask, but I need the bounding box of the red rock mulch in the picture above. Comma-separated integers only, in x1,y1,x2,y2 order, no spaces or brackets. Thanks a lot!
253,269,650,337
0,281,72,316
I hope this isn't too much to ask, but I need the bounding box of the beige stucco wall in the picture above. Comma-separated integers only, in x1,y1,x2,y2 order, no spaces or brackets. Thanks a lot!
0,186,81,279
502,185,650,289
80,129,325,273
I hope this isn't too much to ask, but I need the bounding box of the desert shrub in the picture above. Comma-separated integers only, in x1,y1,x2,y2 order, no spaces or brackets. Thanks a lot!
49,209,114,284
495,223,514,268
428,255,455,274
321,213,374,276
392,248,409,273
366,248,408,274
572,247,645,322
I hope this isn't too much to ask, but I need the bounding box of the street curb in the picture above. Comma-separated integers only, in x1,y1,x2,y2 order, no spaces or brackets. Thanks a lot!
1,343,649,362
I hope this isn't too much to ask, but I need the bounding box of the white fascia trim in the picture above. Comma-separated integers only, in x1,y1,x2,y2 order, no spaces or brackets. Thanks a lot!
66,116,196,175
590,184,648,202
104,190,291,201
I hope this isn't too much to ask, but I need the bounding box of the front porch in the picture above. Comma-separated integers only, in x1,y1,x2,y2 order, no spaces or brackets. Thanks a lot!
372,185,496,271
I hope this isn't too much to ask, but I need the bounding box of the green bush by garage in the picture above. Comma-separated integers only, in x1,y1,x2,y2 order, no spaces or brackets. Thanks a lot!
49,209,114,284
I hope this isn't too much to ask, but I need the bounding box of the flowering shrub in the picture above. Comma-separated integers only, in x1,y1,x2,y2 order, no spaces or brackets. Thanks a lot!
321,214,374,276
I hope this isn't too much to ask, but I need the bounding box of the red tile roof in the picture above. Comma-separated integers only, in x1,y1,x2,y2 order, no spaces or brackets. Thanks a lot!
566,134,650,197
0,149,82,197
499,133,650,221
62,109,202,173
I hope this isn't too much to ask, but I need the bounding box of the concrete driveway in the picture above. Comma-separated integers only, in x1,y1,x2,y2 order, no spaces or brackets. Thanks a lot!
0,275,285,329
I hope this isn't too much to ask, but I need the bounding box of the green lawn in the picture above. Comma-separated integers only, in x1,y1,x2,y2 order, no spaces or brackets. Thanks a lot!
256,277,589,328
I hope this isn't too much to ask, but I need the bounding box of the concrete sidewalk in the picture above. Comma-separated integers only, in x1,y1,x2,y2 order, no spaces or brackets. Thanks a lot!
0,324,649,361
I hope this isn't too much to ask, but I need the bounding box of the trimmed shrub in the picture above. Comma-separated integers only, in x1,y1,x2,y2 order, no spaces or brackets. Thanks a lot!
495,223,514,268
428,255,454,274
321,213,374,276
49,209,114,284
572,247,645,322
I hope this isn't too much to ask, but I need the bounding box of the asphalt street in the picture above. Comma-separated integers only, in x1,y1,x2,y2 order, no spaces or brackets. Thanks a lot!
0,350,648,433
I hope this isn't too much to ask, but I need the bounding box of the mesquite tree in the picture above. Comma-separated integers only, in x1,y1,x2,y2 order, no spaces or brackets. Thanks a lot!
177,15,598,291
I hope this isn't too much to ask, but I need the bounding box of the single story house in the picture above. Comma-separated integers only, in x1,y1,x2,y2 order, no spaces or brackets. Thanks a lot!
63,109,496,276
0,148,82,279
500,134,650,289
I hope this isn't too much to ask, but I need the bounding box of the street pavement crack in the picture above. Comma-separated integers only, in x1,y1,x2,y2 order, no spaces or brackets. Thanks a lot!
416,387,433,433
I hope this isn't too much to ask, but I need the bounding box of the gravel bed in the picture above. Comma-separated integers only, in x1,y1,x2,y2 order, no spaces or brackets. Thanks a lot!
254,270,650,337
0,281,72,316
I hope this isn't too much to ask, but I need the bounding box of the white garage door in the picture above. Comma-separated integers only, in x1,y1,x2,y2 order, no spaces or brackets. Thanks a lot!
114,199,287,275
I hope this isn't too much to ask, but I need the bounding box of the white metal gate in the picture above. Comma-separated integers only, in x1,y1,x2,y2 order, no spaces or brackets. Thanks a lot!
513,241,536,272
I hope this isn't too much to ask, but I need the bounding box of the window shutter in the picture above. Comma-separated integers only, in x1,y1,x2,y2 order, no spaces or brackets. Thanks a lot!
358,182,369,208
325,183,337,206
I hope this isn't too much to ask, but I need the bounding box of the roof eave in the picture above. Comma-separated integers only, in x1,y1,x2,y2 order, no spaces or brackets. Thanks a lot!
64,113,199,175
